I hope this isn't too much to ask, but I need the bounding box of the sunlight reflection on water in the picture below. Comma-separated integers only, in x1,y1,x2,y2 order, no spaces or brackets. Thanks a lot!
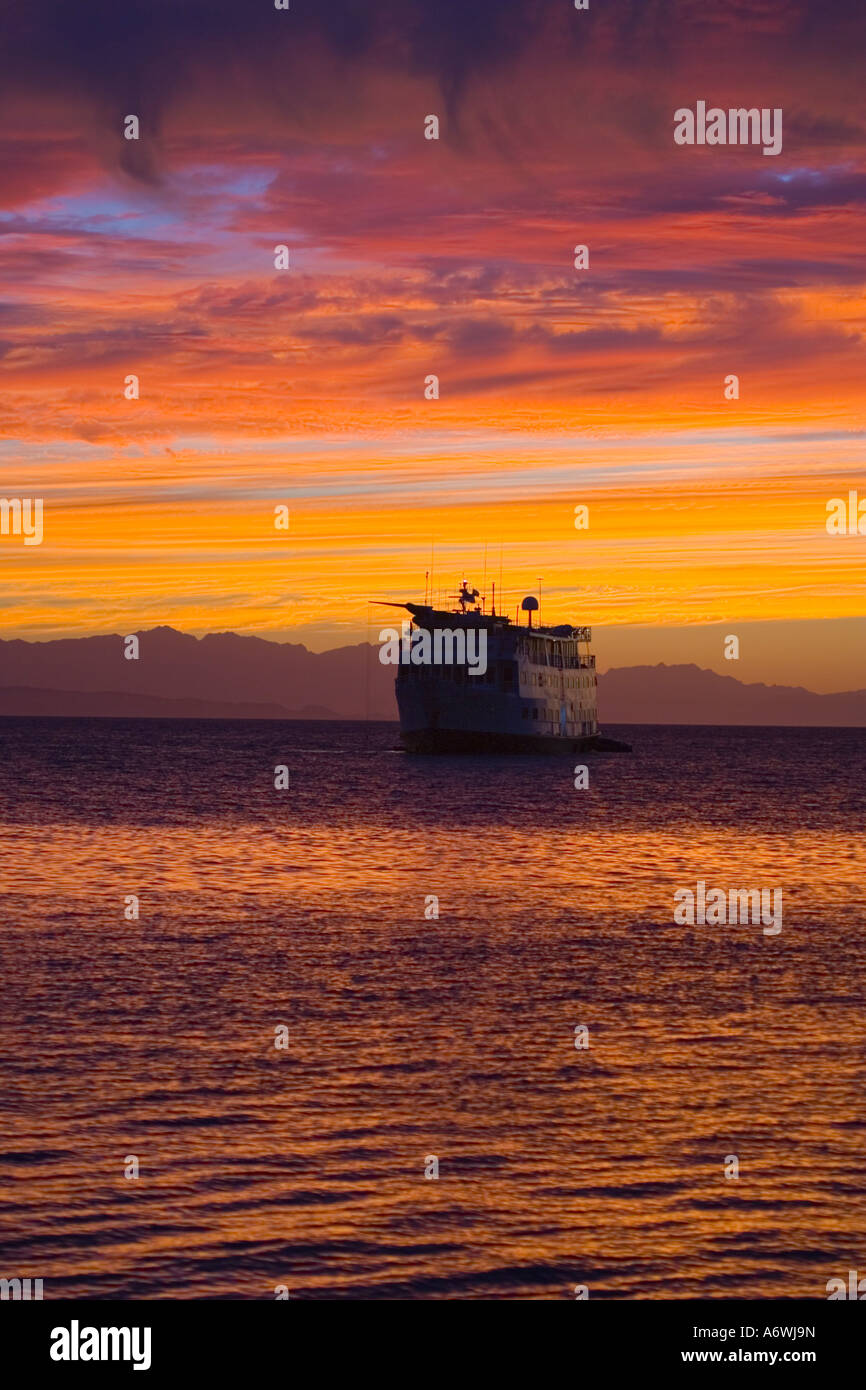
1,719,864,1298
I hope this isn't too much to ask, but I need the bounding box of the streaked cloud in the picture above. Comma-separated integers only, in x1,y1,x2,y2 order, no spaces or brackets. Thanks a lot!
0,0,863,676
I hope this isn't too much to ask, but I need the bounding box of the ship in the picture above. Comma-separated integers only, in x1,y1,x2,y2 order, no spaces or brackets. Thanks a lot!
380,581,631,754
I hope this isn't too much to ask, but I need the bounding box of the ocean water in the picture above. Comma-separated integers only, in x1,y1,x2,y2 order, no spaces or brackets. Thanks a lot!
1,717,864,1300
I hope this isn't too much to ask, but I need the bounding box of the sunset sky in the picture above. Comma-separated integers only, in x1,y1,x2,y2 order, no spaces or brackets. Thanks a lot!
1,0,864,689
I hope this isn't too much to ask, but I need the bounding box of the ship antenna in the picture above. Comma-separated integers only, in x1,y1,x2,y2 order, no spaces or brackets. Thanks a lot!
499,541,504,622
482,542,487,615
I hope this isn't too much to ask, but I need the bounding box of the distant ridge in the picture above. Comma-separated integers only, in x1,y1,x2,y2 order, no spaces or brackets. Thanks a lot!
599,663,866,727
0,629,864,726
0,686,338,721
0,626,396,720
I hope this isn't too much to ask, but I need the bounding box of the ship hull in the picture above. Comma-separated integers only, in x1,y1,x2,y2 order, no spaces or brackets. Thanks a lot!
400,727,631,755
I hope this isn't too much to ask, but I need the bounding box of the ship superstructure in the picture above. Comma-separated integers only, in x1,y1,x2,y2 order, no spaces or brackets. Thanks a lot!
384,582,629,754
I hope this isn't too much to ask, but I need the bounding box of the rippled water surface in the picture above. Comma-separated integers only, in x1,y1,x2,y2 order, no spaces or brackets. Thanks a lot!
1,718,865,1299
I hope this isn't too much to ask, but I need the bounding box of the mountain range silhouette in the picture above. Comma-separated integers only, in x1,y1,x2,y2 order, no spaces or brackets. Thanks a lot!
1,627,864,725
